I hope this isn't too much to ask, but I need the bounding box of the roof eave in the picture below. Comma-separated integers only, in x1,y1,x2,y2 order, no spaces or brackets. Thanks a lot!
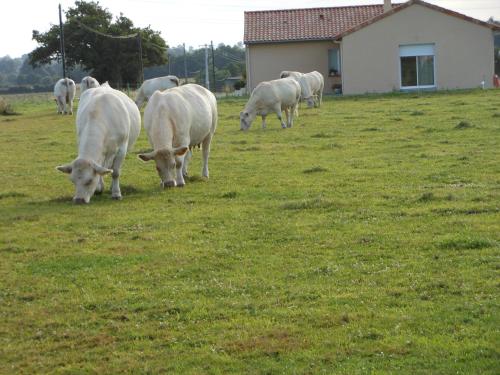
244,37,337,45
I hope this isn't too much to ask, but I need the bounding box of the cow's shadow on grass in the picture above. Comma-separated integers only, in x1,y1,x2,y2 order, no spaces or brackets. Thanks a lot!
43,184,147,206
43,178,207,206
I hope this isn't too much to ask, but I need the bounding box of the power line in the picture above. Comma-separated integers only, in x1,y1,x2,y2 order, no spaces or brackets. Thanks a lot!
70,18,138,39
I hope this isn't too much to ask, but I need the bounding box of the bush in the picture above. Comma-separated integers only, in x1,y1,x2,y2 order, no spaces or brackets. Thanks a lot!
234,80,246,90
0,97,17,116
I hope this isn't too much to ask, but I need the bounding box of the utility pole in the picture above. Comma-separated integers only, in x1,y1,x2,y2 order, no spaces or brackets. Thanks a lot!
168,49,171,75
58,4,66,78
137,33,144,85
183,43,188,84
204,44,209,90
211,41,216,93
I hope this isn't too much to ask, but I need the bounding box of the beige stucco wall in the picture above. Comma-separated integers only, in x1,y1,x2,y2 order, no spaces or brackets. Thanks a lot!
246,41,340,93
341,3,495,94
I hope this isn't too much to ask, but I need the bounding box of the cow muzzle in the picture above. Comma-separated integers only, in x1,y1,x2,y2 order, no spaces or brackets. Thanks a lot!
73,197,88,204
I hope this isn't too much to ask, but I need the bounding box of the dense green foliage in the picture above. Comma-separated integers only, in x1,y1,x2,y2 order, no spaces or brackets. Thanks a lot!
29,1,167,86
0,89,499,373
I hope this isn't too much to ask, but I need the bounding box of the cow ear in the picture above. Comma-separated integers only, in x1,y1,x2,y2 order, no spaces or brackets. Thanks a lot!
92,163,113,176
138,150,157,162
171,77,179,86
56,164,72,174
173,146,189,156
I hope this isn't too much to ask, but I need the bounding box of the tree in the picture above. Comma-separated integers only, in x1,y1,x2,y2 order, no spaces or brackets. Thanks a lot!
29,1,167,87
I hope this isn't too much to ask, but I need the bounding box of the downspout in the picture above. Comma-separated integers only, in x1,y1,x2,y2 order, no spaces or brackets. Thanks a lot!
384,0,392,13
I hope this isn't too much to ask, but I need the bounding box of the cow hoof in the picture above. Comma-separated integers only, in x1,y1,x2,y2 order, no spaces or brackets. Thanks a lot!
73,198,88,205
162,181,176,188
176,183,185,188
112,195,122,200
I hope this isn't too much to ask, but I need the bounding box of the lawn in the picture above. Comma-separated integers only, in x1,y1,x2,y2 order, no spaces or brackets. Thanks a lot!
0,89,499,374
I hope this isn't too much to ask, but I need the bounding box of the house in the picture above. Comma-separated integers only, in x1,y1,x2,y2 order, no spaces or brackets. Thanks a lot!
244,0,500,95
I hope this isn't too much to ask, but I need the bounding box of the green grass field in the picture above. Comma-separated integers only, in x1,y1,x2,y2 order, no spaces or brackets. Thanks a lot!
1,89,499,374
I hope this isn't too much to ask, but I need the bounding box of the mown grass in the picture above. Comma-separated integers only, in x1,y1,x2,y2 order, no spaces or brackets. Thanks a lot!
0,89,499,374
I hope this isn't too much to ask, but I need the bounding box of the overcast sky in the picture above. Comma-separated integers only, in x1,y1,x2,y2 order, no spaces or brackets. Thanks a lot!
1,0,499,58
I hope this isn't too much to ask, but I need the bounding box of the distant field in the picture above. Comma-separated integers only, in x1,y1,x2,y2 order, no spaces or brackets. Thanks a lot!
0,89,499,373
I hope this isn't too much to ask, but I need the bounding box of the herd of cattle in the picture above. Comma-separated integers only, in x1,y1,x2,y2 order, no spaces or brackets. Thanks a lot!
53,70,324,203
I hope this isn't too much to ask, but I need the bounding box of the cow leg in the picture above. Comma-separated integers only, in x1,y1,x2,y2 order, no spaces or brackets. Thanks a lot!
95,176,104,195
56,97,64,114
201,134,213,178
275,104,286,128
62,96,68,115
110,147,126,200
261,115,267,129
284,107,291,128
182,149,192,177
289,104,297,128
68,99,73,115
176,161,186,187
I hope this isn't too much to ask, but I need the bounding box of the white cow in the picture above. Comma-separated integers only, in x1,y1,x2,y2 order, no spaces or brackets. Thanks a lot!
280,70,324,108
135,75,180,108
80,76,100,95
54,78,76,115
56,83,141,204
240,78,301,130
138,84,217,189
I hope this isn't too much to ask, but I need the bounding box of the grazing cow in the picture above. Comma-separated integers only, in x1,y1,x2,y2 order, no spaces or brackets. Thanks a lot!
138,84,217,189
135,75,180,108
240,78,300,130
280,70,324,108
80,76,100,95
54,78,76,115
56,83,141,204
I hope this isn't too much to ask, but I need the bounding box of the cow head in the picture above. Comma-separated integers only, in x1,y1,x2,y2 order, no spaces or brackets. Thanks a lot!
304,96,315,108
138,147,189,188
240,110,256,131
170,77,180,86
56,158,112,204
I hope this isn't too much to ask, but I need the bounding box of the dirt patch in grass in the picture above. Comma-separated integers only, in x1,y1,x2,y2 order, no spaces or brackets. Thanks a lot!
224,330,306,355
303,166,328,174
221,191,237,199
454,121,473,129
311,132,333,138
282,196,336,210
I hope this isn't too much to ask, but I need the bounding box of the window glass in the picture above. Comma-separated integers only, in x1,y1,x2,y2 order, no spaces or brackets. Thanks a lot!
418,56,434,86
401,56,417,87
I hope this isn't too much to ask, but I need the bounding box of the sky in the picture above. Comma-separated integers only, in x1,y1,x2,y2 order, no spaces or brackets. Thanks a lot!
1,0,499,58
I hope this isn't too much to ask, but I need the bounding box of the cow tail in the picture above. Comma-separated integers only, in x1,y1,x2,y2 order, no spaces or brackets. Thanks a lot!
65,78,70,103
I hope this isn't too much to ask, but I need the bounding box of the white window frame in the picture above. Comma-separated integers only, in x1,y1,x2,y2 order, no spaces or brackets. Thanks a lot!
399,44,436,90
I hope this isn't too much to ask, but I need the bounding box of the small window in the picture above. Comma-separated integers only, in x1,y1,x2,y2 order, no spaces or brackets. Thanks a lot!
399,44,435,89
328,48,341,76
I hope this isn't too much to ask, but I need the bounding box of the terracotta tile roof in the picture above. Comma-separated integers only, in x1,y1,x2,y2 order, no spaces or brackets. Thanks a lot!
244,4,397,44
244,0,500,44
